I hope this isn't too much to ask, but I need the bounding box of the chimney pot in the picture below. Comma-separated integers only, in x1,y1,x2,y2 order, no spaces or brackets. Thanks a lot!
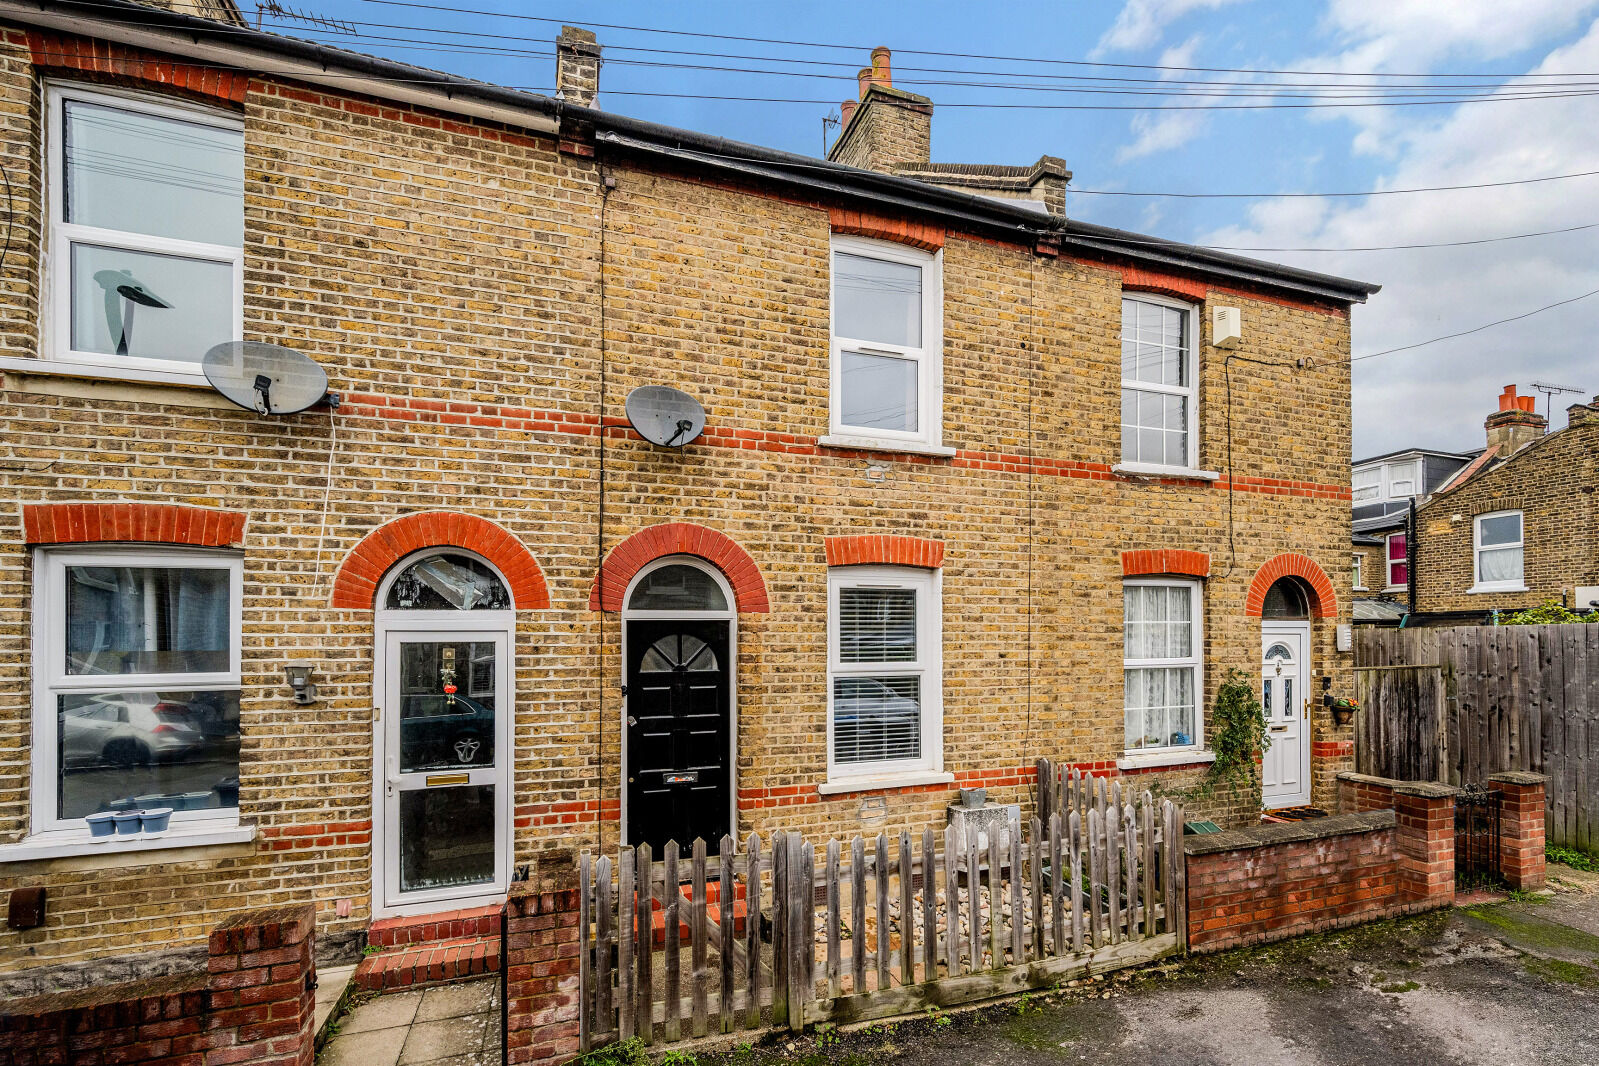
871,46,892,87
858,67,875,100
1498,384,1518,412
840,99,857,125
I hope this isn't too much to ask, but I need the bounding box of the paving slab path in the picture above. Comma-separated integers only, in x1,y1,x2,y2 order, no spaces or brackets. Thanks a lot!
319,977,500,1066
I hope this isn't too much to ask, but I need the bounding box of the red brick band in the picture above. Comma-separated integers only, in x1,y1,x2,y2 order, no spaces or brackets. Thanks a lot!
1245,552,1339,619
829,207,945,250
21,502,246,547
1119,265,1208,303
1121,548,1210,578
589,521,770,613
824,534,944,569
331,511,550,610
27,30,250,105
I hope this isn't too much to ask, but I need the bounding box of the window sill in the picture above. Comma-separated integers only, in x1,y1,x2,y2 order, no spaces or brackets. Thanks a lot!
0,356,212,389
817,770,955,796
1353,587,1370,593
1111,464,1221,482
0,822,255,864
817,435,957,458
1117,749,1216,771
1468,585,1529,595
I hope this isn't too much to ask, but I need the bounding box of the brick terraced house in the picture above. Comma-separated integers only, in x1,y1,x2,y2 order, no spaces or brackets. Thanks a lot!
0,0,1377,976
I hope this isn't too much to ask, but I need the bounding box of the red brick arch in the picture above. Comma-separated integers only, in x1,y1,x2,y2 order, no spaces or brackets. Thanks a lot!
824,535,944,569
1246,553,1338,619
331,512,549,610
22,502,246,547
1121,549,1210,579
589,522,770,613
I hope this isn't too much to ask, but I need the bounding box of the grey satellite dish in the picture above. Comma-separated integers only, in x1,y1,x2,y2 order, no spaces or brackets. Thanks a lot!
202,341,338,415
625,385,706,448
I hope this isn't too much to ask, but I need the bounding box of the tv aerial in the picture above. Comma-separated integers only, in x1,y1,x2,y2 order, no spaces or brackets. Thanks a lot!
202,341,339,415
1530,380,1584,419
624,385,706,448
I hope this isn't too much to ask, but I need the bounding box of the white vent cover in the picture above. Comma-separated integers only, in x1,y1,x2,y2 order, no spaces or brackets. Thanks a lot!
1212,305,1242,349
1576,586,1599,609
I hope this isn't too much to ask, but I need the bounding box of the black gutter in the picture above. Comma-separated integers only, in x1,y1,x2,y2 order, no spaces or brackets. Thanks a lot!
29,0,1380,304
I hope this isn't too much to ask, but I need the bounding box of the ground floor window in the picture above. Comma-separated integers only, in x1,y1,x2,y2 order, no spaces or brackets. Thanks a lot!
827,565,942,781
1123,578,1202,752
32,548,243,834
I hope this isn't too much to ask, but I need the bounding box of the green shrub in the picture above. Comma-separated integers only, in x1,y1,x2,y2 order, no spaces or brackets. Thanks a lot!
1498,600,1599,625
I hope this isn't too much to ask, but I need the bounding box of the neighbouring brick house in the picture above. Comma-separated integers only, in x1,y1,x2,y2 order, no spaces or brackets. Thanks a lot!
0,0,1377,978
1349,446,1472,624
1410,386,1599,618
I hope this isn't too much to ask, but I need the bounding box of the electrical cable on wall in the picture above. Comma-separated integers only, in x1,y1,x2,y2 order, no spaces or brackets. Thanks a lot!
1022,255,1037,806
594,157,614,858
1218,352,1299,579
311,401,341,601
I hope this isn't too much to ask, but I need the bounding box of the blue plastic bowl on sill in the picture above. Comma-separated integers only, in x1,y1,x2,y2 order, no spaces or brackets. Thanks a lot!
86,812,117,839
112,811,144,836
140,808,173,834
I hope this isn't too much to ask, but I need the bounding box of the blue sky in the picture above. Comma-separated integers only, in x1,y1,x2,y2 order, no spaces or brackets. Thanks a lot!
283,1,1599,457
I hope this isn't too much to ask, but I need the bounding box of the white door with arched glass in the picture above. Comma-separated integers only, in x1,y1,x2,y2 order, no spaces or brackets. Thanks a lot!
1260,624,1311,809
374,550,515,914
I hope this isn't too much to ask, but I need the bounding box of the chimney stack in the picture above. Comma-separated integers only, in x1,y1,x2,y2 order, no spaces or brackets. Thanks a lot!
828,46,932,172
1484,385,1548,455
556,26,601,108
1567,394,1599,429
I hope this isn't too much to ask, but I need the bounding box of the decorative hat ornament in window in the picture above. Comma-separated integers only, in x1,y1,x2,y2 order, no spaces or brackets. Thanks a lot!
441,646,458,706
94,269,169,356
625,385,706,448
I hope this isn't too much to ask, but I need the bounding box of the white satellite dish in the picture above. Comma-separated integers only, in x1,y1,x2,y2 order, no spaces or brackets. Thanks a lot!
202,341,337,415
625,385,706,448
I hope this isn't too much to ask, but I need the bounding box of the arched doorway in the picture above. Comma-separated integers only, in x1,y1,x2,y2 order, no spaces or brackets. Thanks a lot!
373,548,515,914
1261,577,1312,809
622,556,736,854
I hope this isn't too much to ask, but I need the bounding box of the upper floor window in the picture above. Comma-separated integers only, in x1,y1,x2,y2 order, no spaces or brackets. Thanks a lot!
1473,510,1525,591
828,236,942,449
47,85,244,377
31,548,243,839
1124,578,1202,753
1352,468,1381,503
1120,296,1198,472
1353,459,1421,504
827,565,942,781
1387,461,1419,498
1386,531,1408,589
1352,553,1367,591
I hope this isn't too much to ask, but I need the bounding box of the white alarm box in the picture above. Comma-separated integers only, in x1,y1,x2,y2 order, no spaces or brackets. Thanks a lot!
1212,305,1242,349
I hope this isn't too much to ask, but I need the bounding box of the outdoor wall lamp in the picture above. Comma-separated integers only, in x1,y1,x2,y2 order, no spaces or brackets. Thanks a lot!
284,663,318,705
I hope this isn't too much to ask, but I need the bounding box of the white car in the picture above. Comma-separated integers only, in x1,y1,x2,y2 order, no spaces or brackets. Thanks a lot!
61,693,203,767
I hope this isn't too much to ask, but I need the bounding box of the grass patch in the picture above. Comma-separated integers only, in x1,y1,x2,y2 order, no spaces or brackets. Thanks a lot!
1377,981,1420,994
1524,957,1599,987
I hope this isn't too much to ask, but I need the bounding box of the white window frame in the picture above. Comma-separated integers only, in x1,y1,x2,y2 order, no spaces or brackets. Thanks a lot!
1352,553,1367,591
1386,460,1419,499
1351,466,1381,503
827,235,944,451
825,565,943,786
44,83,245,379
1471,509,1527,593
1122,577,1204,756
26,547,245,842
1118,294,1200,475
1385,531,1408,591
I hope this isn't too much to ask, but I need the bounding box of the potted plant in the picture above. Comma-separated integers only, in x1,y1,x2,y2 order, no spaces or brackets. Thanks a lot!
1329,696,1359,727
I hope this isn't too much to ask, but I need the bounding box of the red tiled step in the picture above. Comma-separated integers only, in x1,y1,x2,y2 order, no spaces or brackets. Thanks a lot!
648,891,748,947
353,934,501,992
368,904,502,948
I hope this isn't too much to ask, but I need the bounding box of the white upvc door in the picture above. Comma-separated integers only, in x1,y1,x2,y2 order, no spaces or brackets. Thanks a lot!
376,625,512,914
1261,623,1311,809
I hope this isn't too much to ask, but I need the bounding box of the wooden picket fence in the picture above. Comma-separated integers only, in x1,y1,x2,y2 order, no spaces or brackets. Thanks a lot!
576,786,1186,1052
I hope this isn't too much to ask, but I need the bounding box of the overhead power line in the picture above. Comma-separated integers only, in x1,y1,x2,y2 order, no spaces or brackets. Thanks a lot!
1353,287,1599,362
352,0,1599,81
1088,220,1599,253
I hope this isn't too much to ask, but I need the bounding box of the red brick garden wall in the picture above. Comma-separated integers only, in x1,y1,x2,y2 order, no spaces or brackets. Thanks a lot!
503,881,582,1065
0,905,316,1066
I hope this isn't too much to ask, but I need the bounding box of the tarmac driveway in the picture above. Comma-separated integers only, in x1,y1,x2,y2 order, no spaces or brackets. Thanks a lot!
712,870,1599,1066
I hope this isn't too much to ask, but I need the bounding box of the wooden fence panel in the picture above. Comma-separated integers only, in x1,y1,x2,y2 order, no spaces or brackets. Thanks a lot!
1357,623,1599,849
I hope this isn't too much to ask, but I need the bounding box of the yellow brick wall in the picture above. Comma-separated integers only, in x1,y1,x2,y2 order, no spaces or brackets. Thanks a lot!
0,42,1358,970
1415,410,1599,613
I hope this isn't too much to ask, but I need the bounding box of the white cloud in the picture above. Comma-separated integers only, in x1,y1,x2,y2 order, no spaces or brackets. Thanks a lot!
1091,0,1248,57
1205,15,1599,456
1116,109,1207,161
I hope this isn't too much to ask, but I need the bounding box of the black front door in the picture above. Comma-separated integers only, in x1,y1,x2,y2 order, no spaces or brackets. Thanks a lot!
625,619,731,854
